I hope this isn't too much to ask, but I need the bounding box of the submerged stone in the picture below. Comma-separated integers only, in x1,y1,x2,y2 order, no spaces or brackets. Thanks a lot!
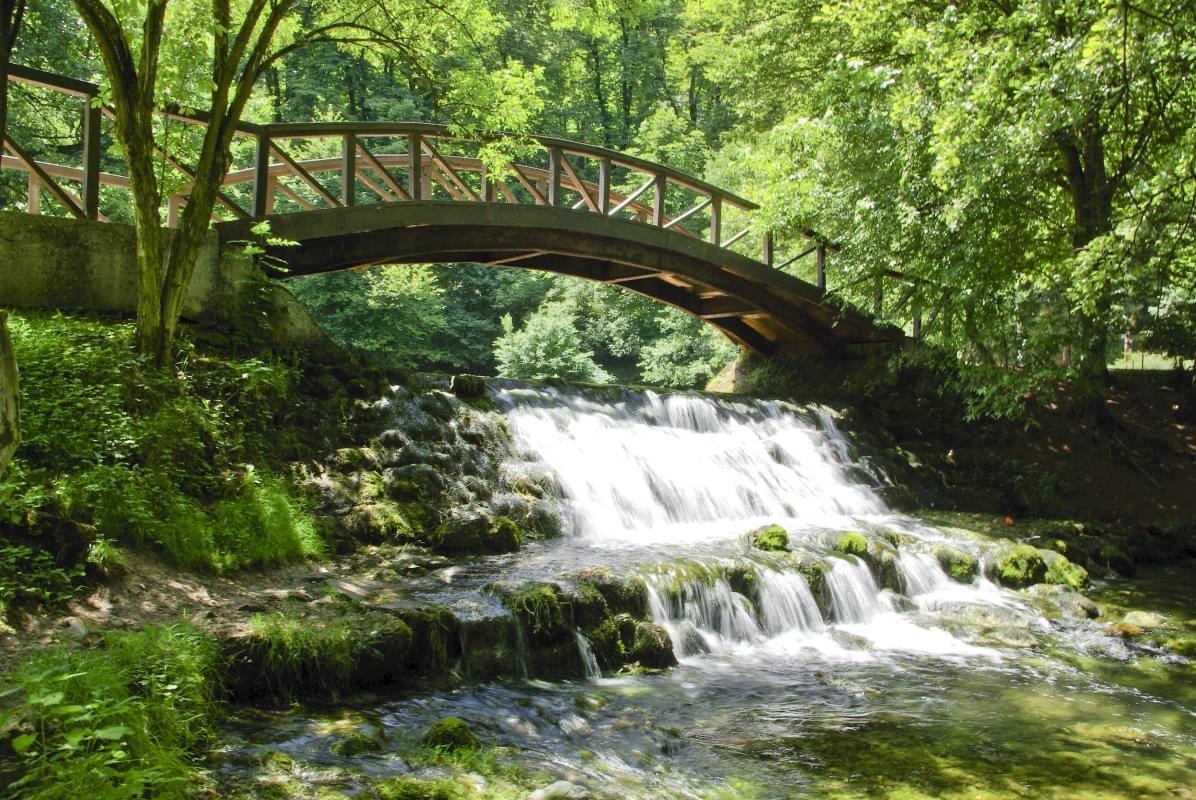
422,716,479,751
529,780,592,800
751,524,789,552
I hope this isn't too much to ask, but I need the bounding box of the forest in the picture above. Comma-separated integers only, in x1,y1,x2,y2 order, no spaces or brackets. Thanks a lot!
3,0,1193,416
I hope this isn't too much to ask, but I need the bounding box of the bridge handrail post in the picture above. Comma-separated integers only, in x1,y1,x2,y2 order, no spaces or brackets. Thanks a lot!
252,132,271,218
709,194,722,246
652,173,666,227
816,241,826,291
763,231,774,267
408,133,422,200
81,98,101,220
547,147,562,207
341,133,356,207
597,157,611,215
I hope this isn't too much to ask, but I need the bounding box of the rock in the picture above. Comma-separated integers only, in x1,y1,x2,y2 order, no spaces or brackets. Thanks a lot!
529,780,591,800
1122,611,1165,629
422,716,479,751
1098,544,1137,577
934,546,979,583
628,621,677,669
384,464,446,498
834,532,869,558
61,617,88,641
450,374,487,398
1042,551,1088,590
329,731,383,756
750,524,789,552
431,512,523,554
575,567,648,617
1024,584,1100,620
989,544,1047,588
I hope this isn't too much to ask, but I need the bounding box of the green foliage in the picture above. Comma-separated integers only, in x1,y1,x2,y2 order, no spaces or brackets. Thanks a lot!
245,611,358,697
0,545,83,612
375,777,466,800
0,624,218,800
5,313,322,573
494,304,612,383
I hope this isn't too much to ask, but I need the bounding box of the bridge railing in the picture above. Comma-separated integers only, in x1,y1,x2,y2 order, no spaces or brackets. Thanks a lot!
2,65,857,302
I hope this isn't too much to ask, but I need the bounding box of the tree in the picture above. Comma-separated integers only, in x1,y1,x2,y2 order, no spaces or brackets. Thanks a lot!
0,311,17,477
494,303,612,383
0,0,25,152
68,0,500,367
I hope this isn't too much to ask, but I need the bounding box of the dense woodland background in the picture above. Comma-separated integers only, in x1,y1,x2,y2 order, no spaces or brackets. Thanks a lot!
2,0,1194,417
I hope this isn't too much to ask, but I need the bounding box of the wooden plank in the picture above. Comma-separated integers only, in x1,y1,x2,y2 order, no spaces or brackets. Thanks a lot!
3,136,85,218
816,242,826,291
6,63,98,97
763,231,774,267
26,174,38,214
341,134,357,207
709,195,722,245
699,296,756,319
608,176,655,216
356,141,413,200
559,153,597,212
270,141,341,208
81,101,102,219
662,197,711,230
252,134,272,217
723,226,751,248
357,169,397,201
421,138,480,201
510,164,547,205
547,148,562,207
494,177,519,203
653,174,666,226
426,163,467,199
598,157,611,215
407,133,423,200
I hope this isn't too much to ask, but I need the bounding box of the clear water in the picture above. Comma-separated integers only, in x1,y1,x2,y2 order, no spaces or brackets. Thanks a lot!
219,385,1196,799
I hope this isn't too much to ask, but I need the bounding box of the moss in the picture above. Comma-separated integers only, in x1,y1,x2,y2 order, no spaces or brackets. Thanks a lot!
422,716,479,752
1044,555,1089,590
1165,635,1196,658
834,532,869,558
503,583,571,645
567,582,609,629
992,544,1047,588
750,524,789,552
935,546,979,583
1098,544,1137,577
722,562,758,598
430,513,523,554
329,730,383,757
575,566,648,617
449,374,486,398
794,557,830,615
628,621,677,669
375,777,467,800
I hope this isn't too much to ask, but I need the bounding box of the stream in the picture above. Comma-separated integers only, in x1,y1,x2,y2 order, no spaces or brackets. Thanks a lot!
217,385,1196,799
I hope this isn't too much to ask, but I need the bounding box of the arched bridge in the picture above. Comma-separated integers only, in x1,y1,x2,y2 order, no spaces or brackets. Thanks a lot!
2,65,901,356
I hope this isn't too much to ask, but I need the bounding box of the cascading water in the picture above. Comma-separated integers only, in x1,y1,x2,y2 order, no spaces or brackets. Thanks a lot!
494,384,1021,664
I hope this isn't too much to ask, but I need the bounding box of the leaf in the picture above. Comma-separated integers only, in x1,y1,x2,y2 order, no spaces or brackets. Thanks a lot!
93,725,132,740
11,733,36,754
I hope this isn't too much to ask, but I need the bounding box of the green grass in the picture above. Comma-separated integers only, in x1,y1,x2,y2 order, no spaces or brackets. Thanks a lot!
0,312,328,597
0,624,218,800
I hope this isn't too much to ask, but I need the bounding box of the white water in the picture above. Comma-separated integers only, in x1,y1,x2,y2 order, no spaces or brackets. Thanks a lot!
496,385,1030,663
498,386,886,542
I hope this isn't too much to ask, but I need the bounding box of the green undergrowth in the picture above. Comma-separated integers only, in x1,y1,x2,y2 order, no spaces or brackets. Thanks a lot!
0,312,386,613
0,623,218,800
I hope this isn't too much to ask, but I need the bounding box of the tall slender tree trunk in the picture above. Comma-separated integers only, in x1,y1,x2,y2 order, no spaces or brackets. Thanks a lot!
1057,118,1116,420
1,0,27,174
0,311,18,478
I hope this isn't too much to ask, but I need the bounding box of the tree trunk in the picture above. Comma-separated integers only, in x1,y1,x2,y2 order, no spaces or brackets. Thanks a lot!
1,1,26,173
1056,118,1116,421
0,311,18,478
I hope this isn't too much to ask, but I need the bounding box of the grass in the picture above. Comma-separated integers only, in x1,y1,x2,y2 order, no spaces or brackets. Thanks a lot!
0,312,336,609
0,624,218,800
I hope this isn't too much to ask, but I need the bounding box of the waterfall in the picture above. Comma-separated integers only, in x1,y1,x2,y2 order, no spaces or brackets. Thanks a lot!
496,385,886,542
575,632,602,682
494,384,1020,663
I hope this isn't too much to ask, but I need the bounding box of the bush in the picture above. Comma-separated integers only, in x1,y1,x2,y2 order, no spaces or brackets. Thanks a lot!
0,624,218,800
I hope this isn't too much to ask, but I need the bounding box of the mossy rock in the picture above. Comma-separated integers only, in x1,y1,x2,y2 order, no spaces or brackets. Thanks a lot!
990,544,1047,589
1097,544,1137,577
342,502,415,543
794,557,830,616
575,566,649,617
567,582,610,629
722,562,758,599
376,777,467,800
1164,635,1196,658
935,546,979,583
329,730,383,757
1042,552,1089,590
585,616,628,670
502,582,572,646
834,532,869,558
750,524,789,552
430,513,523,554
628,621,677,669
422,716,479,751
870,547,903,593
450,374,487,398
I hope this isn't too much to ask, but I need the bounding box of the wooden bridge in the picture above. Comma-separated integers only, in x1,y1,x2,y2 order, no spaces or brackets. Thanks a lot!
2,65,901,356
